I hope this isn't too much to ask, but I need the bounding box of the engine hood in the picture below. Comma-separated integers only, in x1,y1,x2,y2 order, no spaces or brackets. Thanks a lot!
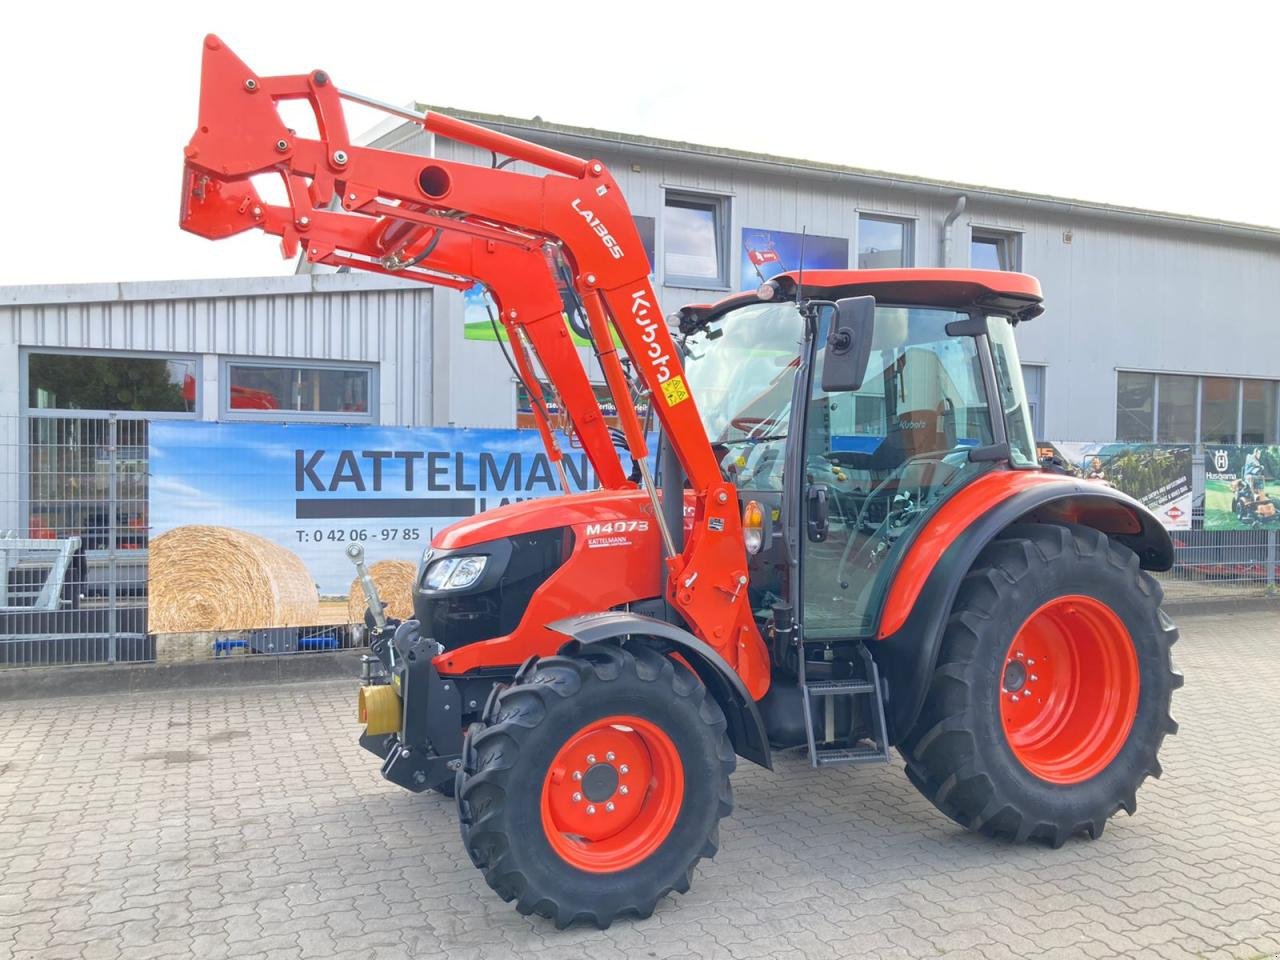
434,488,653,549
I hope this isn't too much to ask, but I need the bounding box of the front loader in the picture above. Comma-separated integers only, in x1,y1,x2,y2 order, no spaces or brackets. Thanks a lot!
180,37,1182,929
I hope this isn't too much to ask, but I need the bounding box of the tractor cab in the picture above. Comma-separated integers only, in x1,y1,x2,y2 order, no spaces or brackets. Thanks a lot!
679,269,1044,640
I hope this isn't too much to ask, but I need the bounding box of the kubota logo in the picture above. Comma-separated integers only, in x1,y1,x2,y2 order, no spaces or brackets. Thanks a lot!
630,291,672,383
570,198,624,259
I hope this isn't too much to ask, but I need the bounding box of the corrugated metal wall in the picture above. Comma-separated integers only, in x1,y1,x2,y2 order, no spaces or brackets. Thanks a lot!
374,118,1280,441
0,274,435,427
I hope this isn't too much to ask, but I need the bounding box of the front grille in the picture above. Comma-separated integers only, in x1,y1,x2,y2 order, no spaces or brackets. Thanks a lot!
416,527,571,651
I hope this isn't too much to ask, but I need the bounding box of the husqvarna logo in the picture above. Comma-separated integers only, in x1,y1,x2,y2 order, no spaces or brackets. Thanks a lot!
1213,449,1229,472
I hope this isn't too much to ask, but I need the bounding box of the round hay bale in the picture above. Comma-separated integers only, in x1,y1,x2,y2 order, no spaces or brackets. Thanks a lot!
347,560,417,624
149,525,319,633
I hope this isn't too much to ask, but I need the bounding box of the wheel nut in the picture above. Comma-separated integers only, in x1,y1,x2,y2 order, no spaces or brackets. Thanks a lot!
605,802,615,812
606,752,615,762
586,805,596,815
572,770,582,781
586,754,596,764
619,785,629,796
619,764,629,774
572,792,582,802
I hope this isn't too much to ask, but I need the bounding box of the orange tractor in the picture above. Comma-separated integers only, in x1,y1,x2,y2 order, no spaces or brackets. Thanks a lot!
180,38,1181,928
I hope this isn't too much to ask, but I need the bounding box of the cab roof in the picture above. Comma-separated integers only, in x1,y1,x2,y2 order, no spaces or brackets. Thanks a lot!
677,268,1044,333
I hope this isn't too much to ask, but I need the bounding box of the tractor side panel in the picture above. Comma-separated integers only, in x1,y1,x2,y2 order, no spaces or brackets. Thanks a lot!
432,503,664,676
869,471,1173,743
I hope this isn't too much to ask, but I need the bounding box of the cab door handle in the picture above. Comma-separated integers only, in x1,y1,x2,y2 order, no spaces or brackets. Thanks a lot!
807,484,829,542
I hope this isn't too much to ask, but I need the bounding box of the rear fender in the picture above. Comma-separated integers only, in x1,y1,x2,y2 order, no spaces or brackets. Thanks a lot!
548,611,772,769
871,474,1172,743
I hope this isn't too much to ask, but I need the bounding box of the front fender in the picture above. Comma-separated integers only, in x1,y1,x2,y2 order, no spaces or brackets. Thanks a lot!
870,470,1172,743
548,611,772,770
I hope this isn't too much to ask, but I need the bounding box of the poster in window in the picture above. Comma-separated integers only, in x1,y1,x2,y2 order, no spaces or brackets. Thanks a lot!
739,228,848,291
1202,445,1280,530
1034,441,1193,530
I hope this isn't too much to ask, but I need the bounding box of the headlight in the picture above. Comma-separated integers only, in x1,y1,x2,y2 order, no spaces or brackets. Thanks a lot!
424,555,488,590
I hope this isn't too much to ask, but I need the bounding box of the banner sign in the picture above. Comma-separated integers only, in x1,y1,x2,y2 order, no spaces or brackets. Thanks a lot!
148,422,611,633
1036,441,1194,530
1203,444,1280,530
739,228,848,290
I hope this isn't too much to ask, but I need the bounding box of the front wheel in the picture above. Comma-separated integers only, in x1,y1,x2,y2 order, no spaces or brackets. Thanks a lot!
900,523,1181,846
456,641,734,928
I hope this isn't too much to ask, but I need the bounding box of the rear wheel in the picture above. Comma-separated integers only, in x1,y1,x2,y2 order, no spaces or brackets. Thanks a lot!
456,641,734,928
901,523,1181,846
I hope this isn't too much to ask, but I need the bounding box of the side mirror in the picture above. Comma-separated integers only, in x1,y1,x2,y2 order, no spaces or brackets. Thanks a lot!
820,296,876,393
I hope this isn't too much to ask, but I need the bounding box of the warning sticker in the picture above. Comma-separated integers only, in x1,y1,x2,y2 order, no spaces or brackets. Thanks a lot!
661,376,690,407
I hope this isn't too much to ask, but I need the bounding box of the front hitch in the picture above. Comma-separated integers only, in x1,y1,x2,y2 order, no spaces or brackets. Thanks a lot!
348,545,462,793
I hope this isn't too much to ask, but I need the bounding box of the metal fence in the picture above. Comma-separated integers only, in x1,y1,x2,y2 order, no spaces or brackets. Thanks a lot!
0,414,1273,670
1,414,150,665
1155,526,1278,603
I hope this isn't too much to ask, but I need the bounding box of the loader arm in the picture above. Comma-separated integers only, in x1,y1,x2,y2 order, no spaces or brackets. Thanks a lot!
180,35,769,695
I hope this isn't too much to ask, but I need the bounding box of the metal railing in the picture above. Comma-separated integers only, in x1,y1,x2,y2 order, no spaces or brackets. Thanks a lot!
2,414,150,665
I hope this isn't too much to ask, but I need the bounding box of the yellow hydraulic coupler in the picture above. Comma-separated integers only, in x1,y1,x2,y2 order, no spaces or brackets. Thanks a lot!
358,684,402,736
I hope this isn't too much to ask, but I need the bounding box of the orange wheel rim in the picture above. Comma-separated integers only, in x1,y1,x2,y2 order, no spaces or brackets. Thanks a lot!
540,714,684,873
1000,595,1140,785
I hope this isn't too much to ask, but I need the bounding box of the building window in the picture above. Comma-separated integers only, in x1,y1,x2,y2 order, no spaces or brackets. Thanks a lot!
663,191,730,288
857,215,913,269
1116,371,1155,442
26,352,197,416
222,361,374,420
1156,374,1197,443
1115,372,1280,444
970,229,1021,271
1199,377,1239,445
1243,379,1279,444
1021,364,1046,437
517,381,650,433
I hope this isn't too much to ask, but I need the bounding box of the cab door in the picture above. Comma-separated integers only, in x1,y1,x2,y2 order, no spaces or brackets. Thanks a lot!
799,306,996,640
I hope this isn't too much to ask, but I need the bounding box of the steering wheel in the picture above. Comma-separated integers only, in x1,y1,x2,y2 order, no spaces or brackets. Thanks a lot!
834,451,961,591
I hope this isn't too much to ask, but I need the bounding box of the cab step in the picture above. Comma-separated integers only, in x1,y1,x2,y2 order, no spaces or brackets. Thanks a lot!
801,646,892,769
813,744,887,766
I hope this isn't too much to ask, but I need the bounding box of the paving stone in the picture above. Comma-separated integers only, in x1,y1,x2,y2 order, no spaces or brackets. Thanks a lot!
0,608,1276,958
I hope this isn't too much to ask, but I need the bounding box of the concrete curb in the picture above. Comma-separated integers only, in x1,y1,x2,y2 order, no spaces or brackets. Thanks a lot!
1,596,1271,702
0,650,362,702
1163,596,1278,619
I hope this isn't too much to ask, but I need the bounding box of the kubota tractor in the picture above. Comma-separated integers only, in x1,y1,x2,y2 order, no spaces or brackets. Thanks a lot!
180,37,1182,928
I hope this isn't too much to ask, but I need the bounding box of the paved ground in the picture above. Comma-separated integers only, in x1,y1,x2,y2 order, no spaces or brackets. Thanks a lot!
1,608,1278,960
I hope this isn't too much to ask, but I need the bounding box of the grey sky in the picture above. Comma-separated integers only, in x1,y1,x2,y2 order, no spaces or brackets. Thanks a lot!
2,0,1275,286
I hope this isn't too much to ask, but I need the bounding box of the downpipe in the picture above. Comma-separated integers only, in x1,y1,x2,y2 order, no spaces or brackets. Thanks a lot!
942,195,967,267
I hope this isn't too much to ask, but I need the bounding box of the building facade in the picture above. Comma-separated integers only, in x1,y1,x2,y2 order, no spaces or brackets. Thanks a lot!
370,109,1280,447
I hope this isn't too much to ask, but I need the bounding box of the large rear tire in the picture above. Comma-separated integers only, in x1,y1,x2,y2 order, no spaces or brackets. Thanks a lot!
900,523,1181,846
456,641,734,928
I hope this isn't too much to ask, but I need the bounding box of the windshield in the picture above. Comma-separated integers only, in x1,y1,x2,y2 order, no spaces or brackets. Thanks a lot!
682,301,805,491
